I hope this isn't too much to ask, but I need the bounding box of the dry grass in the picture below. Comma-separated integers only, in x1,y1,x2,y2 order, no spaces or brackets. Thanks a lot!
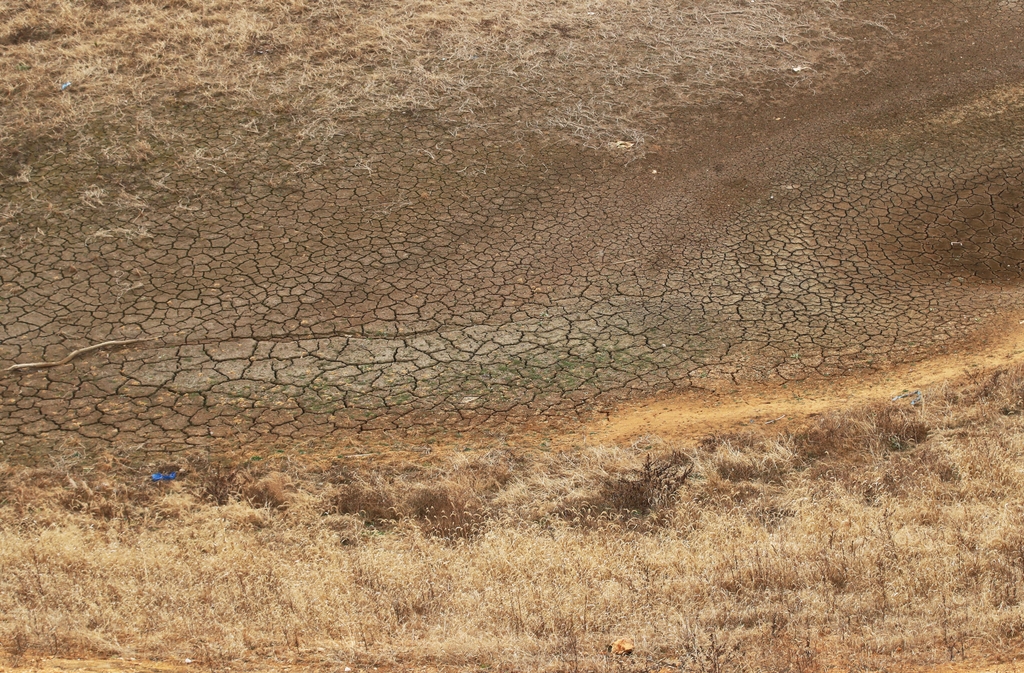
1,0,865,162
2,365,1024,670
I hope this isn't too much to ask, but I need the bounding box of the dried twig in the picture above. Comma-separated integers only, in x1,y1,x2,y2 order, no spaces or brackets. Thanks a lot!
3,338,157,373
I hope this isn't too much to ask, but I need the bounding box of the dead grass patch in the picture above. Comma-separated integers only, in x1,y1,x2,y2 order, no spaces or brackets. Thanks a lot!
1,0,873,165
3,366,1024,670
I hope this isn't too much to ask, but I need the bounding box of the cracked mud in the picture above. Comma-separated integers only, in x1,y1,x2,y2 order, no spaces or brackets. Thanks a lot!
2,30,1024,458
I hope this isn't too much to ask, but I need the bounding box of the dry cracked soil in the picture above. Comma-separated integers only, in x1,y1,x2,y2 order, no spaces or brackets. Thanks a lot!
2,0,1024,464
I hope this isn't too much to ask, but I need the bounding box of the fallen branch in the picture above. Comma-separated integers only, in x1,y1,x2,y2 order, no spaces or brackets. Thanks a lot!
4,338,158,373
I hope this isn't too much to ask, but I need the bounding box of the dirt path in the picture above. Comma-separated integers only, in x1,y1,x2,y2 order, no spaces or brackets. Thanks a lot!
586,313,1024,445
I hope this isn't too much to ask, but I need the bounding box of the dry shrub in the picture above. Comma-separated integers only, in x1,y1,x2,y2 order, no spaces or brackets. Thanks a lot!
794,411,868,457
241,471,292,509
194,462,244,506
795,401,930,458
592,451,693,515
187,459,295,509
404,483,484,540
872,404,930,452
713,439,798,484
328,480,398,525
326,451,515,537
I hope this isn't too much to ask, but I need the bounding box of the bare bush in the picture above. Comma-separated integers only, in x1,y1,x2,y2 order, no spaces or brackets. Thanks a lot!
593,451,693,515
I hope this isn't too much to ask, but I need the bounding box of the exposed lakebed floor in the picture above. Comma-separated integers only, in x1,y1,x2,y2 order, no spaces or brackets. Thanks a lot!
2,0,1023,460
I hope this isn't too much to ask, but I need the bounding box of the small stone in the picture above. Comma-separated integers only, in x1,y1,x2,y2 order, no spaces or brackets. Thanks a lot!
610,638,634,655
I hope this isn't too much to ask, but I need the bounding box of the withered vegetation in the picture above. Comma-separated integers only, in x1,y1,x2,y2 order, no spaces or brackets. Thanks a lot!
2,364,1024,670
1,0,872,161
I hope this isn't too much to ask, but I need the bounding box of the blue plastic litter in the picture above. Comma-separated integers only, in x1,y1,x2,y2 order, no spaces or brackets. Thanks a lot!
151,472,177,482
60,82,72,91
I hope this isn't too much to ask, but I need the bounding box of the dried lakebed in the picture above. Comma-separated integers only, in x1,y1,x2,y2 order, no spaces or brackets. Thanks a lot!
2,84,1024,459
